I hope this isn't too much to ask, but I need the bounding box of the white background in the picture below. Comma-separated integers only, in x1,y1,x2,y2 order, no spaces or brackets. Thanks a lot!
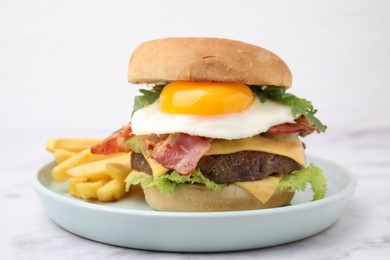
1,0,390,259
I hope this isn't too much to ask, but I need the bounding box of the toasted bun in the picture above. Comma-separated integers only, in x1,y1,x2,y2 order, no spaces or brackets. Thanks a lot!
128,37,292,87
143,184,294,212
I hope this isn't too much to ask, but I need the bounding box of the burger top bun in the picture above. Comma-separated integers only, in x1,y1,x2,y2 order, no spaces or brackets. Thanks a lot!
128,37,292,87
143,184,294,212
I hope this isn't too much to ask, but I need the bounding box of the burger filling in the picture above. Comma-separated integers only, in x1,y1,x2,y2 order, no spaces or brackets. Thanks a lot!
91,83,328,203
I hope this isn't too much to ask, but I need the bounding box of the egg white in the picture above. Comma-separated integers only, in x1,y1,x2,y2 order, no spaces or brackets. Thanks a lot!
131,97,296,140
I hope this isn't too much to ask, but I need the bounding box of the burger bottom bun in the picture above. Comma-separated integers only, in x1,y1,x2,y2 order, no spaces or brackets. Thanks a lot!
143,184,294,212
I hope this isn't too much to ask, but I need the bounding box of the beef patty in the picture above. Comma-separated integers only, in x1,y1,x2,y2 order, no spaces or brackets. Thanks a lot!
131,152,153,175
198,151,302,183
130,151,302,184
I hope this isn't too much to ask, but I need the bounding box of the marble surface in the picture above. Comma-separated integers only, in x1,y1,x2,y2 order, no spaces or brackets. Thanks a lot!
1,0,390,259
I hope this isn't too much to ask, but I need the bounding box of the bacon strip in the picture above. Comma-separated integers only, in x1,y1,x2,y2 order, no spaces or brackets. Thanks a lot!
91,124,133,155
266,116,318,136
141,134,169,154
152,133,212,175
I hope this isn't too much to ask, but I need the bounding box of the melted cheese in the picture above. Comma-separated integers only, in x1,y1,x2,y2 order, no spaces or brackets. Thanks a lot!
206,135,306,166
141,152,169,177
236,175,282,204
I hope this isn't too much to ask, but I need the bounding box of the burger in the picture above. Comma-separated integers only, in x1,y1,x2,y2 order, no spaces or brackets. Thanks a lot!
91,37,327,212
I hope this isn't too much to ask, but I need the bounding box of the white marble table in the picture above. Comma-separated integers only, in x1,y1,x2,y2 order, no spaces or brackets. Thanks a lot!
1,0,390,259
1,129,389,259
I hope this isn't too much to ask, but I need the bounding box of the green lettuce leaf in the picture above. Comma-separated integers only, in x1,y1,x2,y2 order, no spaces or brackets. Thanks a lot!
132,85,165,116
250,85,326,133
125,172,152,192
125,169,225,193
278,163,327,201
145,169,225,192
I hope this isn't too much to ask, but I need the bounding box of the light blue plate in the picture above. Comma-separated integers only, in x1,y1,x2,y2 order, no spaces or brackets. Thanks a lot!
34,156,356,252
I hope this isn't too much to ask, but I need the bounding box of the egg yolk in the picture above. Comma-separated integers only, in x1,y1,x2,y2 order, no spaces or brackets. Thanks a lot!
159,81,254,116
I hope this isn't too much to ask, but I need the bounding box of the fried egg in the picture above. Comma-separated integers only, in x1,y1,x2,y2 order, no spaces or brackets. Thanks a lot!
131,81,296,140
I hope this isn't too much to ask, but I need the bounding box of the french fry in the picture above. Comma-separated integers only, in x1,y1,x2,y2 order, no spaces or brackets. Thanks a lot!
68,177,89,198
46,137,134,202
54,149,75,163
106,163,131,181
67,153,131,181
76,180,108,200
97,179,126,202
46,138,103,153
51,148,112,183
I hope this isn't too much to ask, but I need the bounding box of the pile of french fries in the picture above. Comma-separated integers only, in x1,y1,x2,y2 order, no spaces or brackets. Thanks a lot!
46,138,131,202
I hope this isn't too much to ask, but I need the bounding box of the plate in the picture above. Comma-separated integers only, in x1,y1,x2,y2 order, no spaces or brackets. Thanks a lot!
34,156,356,252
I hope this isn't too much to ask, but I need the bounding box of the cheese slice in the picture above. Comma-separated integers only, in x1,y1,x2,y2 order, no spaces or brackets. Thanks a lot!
235,175,282,204
206,135,305,166
142,152,169,177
